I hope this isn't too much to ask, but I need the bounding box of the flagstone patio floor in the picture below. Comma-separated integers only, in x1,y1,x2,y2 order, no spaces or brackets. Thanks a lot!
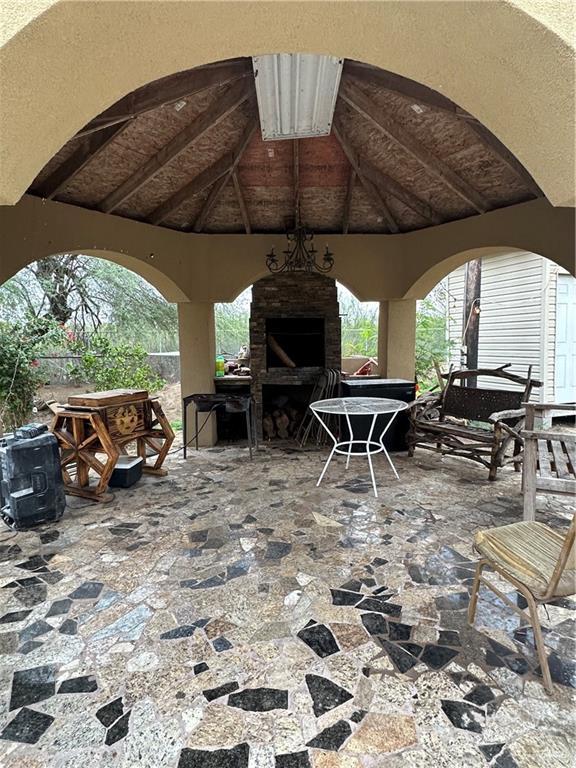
0,443,574,768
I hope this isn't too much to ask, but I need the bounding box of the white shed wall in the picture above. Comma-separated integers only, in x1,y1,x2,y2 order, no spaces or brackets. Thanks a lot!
446,251,553,400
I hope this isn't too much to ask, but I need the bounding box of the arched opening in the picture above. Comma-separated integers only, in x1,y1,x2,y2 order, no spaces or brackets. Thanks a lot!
419,248,576,403
22,54,543,239
0,244,190,305
0,253,183,432
2,3,573,206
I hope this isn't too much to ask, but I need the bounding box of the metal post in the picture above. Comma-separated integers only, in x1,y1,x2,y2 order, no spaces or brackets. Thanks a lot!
183,398,188,459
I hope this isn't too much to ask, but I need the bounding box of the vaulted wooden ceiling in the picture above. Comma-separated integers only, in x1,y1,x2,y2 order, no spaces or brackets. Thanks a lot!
28,57,542,235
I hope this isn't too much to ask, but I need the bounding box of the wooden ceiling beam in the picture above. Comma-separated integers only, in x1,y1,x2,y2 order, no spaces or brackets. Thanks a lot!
192,118,257,232
148,153,233,225
98,80,252,213
340,78,491,214
466,122,542,197
232,171,251,234
148,116,256,227
344,62,541,198
334,118,442,228
342,167,355,234
192,175,231,233
344,61,467,118
76,60,252,138
358,177,400,234
33,122,129,200
362,164,443,225
332,121,399,233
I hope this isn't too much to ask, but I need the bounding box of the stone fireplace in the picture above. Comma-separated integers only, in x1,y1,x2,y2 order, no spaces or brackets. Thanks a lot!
250,272,341,439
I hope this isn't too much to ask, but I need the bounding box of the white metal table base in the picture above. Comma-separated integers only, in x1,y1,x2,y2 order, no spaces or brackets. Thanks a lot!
312,406,404,497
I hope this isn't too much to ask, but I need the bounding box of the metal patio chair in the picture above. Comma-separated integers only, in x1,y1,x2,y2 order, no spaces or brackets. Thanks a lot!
468,514,576,692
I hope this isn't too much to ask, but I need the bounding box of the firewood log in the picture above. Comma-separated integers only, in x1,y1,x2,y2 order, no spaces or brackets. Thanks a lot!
267,334,296,368
273,409,290,440
263,413,276,440
286,406,300,435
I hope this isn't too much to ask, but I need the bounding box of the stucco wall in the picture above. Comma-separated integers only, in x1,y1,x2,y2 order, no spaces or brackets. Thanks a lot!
0,196,573,303
0,1,574,208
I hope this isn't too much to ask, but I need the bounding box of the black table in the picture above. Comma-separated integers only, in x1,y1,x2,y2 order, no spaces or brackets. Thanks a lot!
340,378,416,452
182,393,257,459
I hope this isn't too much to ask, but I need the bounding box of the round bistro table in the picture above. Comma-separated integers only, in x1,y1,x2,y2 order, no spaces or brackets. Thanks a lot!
310,397,410,498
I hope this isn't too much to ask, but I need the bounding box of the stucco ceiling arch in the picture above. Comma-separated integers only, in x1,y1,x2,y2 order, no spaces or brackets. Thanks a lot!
405,245,573,300
27,248,188,304
0,1,574,208
0,195,399,303
61,249,191,304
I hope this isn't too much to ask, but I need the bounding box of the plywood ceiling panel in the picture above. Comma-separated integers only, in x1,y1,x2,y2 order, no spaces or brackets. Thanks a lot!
27,57,541,235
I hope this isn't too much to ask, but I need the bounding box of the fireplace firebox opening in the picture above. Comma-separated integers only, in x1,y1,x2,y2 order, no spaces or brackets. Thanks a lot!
266,318,325,369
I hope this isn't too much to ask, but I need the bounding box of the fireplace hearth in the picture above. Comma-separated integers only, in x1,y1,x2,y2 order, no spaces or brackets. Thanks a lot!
250,273,341,439
262,385,313,440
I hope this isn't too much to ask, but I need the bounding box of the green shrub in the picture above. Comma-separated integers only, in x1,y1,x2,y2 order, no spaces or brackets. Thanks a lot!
68,334,165,392
0,319,66,431
0,324,41,431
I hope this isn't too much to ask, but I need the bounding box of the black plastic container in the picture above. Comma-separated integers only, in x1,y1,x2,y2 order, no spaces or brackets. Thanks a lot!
108,456,143,488
0,424,66,530
340,378,416,452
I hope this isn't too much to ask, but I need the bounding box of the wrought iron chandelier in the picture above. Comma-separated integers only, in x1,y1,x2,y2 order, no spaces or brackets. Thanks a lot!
266,225,334,274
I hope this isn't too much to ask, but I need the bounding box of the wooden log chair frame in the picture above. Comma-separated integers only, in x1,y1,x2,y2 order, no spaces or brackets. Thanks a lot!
522,402,576,521
51,398,174,502
407,364,542,480
468,514,576,692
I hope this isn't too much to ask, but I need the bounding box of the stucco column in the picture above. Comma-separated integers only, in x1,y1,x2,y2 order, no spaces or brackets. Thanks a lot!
178,302,217,448
377,299,417,380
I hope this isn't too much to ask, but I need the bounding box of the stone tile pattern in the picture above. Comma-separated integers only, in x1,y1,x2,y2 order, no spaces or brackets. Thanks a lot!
0,444,574,767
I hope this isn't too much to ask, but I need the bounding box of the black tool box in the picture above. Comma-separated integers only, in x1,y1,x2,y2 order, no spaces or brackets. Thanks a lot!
108,455,143,488
0,424,65,530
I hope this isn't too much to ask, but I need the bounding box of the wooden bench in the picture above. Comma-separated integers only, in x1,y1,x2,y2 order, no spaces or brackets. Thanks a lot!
522,402,576,520
408,365,541,480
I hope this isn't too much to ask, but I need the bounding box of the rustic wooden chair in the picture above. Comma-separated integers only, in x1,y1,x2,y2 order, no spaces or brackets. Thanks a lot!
407,364,542,480
468,515,576,692
522,402,576,521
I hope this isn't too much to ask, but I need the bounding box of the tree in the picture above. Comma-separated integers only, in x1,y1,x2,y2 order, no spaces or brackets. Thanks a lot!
0,259,452,387
215,288,251,355
415,297,451,388
3,256,104,329
0,255,179,351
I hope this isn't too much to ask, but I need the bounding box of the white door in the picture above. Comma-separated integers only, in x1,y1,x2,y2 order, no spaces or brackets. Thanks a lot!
555,274,576,403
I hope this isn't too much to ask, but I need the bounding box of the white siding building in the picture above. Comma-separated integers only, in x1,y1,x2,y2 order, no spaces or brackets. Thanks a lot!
446,252,576,403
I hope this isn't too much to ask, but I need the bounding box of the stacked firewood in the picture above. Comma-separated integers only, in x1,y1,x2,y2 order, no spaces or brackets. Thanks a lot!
262,405,304,440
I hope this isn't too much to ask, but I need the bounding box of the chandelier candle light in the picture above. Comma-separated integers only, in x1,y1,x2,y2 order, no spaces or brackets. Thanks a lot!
266,226,334,274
